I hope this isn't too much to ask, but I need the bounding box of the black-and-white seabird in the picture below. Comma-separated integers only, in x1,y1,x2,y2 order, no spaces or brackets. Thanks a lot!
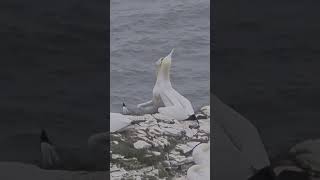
122,102,130,115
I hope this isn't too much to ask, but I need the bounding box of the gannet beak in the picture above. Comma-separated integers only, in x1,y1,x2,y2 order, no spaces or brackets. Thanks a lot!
167,48,174,59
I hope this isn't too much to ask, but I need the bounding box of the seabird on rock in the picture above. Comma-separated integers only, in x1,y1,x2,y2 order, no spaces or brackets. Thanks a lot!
137,49,196,121
122,102,130,115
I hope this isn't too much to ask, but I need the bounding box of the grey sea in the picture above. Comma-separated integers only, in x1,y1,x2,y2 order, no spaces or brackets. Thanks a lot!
110,0,210,112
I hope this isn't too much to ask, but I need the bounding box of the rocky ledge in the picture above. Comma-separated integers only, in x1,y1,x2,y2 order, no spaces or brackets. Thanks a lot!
110,106,210,180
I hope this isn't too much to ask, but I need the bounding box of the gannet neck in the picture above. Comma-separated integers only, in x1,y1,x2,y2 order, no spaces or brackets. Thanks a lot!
155,49,174,86
156,63,171,85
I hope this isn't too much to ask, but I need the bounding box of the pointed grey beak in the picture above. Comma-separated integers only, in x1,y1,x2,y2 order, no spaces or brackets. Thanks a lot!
167,48,174,59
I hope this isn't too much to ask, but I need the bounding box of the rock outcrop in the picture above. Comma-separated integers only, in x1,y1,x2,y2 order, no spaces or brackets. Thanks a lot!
110,106,210,179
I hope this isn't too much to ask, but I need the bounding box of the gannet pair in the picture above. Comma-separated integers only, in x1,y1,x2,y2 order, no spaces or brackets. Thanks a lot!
138,49,196,121
111,49,196,132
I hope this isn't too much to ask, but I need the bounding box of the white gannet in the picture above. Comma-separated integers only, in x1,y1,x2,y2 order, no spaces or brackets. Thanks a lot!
122,102,130,115
187,165,210,180
187,142,210,180
110,113,132,132
40,129,60,169
192,143,210,165
137,49,196,121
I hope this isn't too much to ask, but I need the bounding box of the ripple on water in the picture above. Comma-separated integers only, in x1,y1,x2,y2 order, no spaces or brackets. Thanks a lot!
111,0,210,112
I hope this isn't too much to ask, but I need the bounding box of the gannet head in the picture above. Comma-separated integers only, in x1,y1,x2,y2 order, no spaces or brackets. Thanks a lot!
155,48,174,67
155,49,174,79
161,48,174,66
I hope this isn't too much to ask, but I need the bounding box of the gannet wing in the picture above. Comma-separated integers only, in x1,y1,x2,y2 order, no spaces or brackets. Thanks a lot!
137,100,154,113
159,88,194,116
158,106,188,120
137,100,157,114
110,113,132,132
137,92,164,114
137,100,153,108
171,88,195,115
158,89,189,120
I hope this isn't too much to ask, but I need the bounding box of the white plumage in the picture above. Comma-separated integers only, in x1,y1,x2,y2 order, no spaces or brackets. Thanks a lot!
187,165,210,180
187,142,210,180
138,49,195,120
192,143,210,165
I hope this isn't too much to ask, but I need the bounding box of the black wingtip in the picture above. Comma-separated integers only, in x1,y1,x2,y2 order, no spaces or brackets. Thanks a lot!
122,102,126,107
185,114,197,121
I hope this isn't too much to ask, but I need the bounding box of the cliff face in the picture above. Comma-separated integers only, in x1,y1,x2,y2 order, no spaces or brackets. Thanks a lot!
110,106,210,179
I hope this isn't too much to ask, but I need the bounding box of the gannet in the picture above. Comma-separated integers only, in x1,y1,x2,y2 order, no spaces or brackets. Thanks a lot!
187,142,210,180
187,165,210,180
137,49,196,121
192,143,210,165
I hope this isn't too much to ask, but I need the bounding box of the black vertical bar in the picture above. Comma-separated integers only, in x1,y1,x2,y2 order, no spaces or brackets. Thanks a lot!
106,0,110,177
210,1,215,180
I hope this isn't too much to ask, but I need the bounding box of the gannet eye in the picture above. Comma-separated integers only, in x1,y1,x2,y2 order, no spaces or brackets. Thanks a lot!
160,58,164,63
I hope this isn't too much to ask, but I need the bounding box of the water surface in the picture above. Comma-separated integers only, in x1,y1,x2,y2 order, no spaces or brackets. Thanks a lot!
111,0,210,112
